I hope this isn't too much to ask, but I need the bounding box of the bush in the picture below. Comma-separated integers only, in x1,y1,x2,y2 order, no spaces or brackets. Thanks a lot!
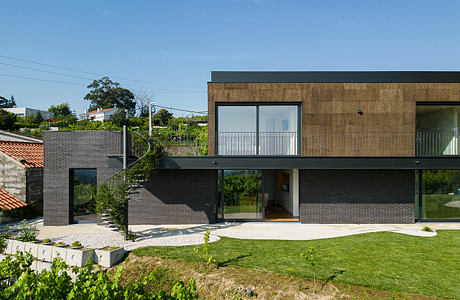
0,252,198,299
17,220,38,242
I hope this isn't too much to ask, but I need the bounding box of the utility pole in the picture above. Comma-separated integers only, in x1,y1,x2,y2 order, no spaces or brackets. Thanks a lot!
148,102,153,137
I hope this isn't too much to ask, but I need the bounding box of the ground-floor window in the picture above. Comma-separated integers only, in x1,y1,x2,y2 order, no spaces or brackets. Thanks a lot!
70,169,97,223
418,170,460,220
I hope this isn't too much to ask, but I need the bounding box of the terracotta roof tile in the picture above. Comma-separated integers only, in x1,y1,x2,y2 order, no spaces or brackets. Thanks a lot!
80,108,115,115
0,141,43,168
0,188,27,210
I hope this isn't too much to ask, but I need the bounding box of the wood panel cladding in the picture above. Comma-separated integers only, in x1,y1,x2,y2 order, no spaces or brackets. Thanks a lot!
208,82,460,156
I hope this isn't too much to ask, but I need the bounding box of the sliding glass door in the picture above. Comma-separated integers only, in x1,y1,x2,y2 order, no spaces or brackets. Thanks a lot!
218,170,263,220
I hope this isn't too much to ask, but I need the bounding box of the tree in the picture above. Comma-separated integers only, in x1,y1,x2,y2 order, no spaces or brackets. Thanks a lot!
48,103,72,117
135,91,154,117
0,95,16,108
0,109,17,130
154,108,173,126
109,108,128,127
84,77,136,116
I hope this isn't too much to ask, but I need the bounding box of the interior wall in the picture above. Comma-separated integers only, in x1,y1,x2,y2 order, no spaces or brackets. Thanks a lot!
275,169,294,215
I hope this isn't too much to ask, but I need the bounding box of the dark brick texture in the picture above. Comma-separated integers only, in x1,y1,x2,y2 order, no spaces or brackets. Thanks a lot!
44,131,123,225
299,170,415,224
128,170,217,225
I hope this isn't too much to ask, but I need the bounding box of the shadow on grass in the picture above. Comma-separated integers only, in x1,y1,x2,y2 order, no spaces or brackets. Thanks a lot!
217,254,252,267
320,268,347,291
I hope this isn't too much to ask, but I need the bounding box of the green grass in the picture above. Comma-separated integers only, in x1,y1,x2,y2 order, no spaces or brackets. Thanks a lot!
133,230,460,299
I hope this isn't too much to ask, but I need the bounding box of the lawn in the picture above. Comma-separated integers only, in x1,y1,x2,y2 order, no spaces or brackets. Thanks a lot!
133,230,460,299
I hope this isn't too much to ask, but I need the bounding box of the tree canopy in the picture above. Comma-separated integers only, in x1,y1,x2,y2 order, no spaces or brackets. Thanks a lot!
84,77,136,116
0,109,17,130
154,108,173,126
0,95,16,108
48,103,73,117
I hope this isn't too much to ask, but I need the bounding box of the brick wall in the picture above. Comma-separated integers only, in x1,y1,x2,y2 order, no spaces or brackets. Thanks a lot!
128,170,217,225
44,131,123,225
299,170,415,224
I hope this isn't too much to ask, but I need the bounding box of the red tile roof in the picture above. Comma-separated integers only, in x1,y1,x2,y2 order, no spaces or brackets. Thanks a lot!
80,107,115,115
0,141,44,168
0,188,27,210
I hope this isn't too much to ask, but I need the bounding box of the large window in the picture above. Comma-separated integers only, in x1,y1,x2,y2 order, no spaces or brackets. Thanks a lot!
416,105,460,156
217,104,299,155
70,169,97,223
418,170,460,220
217,170,263,220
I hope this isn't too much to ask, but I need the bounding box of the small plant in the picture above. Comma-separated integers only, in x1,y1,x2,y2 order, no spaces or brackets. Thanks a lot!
43,238,52,243
17,220,38,242
300,246,319,293
193,228,216,266
125,231,137,241
71,241,82,248
422,226,433,232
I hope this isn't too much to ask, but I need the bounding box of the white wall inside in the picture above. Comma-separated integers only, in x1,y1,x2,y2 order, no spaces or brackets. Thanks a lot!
274,169,299,216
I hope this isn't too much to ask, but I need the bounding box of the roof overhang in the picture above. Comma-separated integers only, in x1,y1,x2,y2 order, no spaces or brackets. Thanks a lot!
160,156,460,170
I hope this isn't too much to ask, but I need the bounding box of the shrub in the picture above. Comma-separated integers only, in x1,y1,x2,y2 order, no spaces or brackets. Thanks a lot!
193,228,216,266
71,241,82,248
422,226,433,232
0,252,198,299
300,246,319,293
17,220,38,242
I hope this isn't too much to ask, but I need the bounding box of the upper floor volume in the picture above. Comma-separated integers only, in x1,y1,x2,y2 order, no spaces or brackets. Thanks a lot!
207,71,460,157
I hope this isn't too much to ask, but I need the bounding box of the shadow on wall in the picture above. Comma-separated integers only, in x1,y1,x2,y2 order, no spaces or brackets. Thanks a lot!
128,170,217,225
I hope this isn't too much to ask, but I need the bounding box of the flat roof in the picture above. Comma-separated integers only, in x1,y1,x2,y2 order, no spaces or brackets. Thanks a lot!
211,71,460,83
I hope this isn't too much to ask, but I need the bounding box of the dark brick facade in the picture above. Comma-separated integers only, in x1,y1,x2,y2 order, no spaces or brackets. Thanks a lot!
129,170,217,225
44,131,123,225
299,170,415,224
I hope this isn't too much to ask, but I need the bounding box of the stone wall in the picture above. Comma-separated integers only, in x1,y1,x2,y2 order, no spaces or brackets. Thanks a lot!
0,153,26,201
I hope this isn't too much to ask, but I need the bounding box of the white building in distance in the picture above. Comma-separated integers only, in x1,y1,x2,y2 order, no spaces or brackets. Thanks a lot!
3,107,54,120
79,108,117,122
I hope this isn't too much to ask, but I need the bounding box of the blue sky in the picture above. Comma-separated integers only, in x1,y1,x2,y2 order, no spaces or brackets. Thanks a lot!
1,0,460,116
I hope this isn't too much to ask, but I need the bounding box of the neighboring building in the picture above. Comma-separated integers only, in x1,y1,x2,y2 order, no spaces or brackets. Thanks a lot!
3,107,54,120
0,129,43,143
0,141,44,214
79,108,117,122
44,71,460,225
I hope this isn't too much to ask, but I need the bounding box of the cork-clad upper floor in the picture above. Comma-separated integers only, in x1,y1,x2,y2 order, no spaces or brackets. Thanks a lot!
207,71,460,157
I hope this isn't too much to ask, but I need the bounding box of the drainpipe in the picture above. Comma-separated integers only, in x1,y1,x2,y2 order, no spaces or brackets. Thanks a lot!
148,102,153,137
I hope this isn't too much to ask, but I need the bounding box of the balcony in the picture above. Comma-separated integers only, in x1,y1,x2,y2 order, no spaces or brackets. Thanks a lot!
157,130,460,157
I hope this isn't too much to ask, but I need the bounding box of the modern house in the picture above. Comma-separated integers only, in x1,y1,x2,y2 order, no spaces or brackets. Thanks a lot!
79,108,117,122
43,71,460,225
3,107,54,120
0,141,43,214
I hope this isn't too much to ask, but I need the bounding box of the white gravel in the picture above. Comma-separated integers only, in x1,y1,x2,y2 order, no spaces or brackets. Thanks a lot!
52,227,220,251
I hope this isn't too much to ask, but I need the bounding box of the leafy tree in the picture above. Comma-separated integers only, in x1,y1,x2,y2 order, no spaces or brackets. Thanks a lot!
0,108,17,130
84,77,136,116
48,102,73,117
109,108,128,127
154,108,173,126
0,95,16,108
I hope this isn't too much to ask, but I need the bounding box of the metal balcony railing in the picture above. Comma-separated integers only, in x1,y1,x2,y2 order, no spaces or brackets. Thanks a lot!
157,130,460,157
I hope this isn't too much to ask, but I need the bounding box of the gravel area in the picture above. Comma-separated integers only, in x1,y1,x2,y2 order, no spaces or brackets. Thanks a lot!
52,227,220,251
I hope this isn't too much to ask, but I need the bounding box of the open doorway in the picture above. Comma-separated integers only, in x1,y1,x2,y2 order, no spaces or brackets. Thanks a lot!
262,169,299,221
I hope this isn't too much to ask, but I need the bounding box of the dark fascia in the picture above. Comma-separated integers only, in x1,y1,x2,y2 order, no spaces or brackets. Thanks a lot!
160,156,460,170
210,71,460,83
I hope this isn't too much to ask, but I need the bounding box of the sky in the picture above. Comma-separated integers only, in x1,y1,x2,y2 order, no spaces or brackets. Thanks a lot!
1,0,460,117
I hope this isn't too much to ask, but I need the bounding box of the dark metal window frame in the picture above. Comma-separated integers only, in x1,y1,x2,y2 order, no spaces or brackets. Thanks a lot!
416,169,460,222
216,169,266,222
215,102,302,156
69,168,97,224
